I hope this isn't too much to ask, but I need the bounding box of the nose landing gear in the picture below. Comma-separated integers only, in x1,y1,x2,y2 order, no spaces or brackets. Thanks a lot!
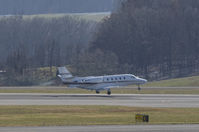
138,85,141,91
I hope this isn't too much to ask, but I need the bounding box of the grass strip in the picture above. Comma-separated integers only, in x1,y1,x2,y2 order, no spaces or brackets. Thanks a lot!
144,75,199,87
0,106,199,126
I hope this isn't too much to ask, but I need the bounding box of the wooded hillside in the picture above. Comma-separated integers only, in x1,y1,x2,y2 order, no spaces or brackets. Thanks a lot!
91,0,199,80
0,16,97,85
1,0,199,86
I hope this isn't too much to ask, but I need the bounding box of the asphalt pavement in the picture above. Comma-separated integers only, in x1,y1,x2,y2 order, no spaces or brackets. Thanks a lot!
0,125,199,132
0,93,198,107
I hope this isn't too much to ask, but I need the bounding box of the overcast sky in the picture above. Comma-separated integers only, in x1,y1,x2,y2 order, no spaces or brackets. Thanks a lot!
0,0,118,15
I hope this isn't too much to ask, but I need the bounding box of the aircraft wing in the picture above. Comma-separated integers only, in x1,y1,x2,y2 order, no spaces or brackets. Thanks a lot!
90,83,119,91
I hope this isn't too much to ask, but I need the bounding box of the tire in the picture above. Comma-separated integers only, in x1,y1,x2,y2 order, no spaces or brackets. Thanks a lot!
107,90,111,95
96,90,100,94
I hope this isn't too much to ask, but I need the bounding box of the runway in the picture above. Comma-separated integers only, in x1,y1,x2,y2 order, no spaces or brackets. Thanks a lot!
0,93,199,107
1,125,199,132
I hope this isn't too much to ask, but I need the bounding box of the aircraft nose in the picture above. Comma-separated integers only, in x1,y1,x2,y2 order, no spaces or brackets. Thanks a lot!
141,78,147,84
143,79,147,83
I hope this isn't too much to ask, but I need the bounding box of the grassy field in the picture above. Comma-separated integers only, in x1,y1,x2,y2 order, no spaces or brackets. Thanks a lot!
0,106,198,126
16,12,110,22
0,12,110,22
144,75,199,87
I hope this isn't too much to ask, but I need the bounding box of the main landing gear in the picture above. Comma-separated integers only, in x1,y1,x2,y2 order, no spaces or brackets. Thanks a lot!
96,90,111,95
107,89,111,95
96,90,100,94
138,85,141,91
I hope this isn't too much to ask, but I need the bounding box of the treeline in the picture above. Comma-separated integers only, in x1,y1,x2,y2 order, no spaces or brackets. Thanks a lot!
0,16,97,85
2,0,199,85
91,0,199,79
0,0,115,15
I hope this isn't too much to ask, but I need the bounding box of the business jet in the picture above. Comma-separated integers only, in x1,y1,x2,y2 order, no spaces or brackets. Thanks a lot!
57,67,147,95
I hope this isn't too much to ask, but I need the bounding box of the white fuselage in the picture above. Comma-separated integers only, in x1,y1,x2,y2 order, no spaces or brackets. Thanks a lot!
63,74,147,91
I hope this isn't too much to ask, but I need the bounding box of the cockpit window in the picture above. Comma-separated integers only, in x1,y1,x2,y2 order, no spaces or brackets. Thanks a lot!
131,75,136,79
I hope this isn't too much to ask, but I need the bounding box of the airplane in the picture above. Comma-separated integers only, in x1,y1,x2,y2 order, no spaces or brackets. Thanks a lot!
57,67,147,95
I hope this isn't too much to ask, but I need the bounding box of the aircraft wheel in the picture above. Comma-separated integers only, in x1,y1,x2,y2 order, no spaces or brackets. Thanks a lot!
96,90,100,94
107,90,111,95
138,85,141,91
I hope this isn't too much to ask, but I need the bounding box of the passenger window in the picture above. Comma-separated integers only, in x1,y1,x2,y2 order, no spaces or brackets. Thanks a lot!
123,77,126,80
107,78,109,81
115,78,117,80
119,77,121,80
111,78,113,80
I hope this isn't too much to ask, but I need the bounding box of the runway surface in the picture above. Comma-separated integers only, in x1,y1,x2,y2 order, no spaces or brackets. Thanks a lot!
1,125,199,132
0,93,199,107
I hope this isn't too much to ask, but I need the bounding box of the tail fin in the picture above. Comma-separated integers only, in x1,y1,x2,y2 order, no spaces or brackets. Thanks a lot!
57,67,73,82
